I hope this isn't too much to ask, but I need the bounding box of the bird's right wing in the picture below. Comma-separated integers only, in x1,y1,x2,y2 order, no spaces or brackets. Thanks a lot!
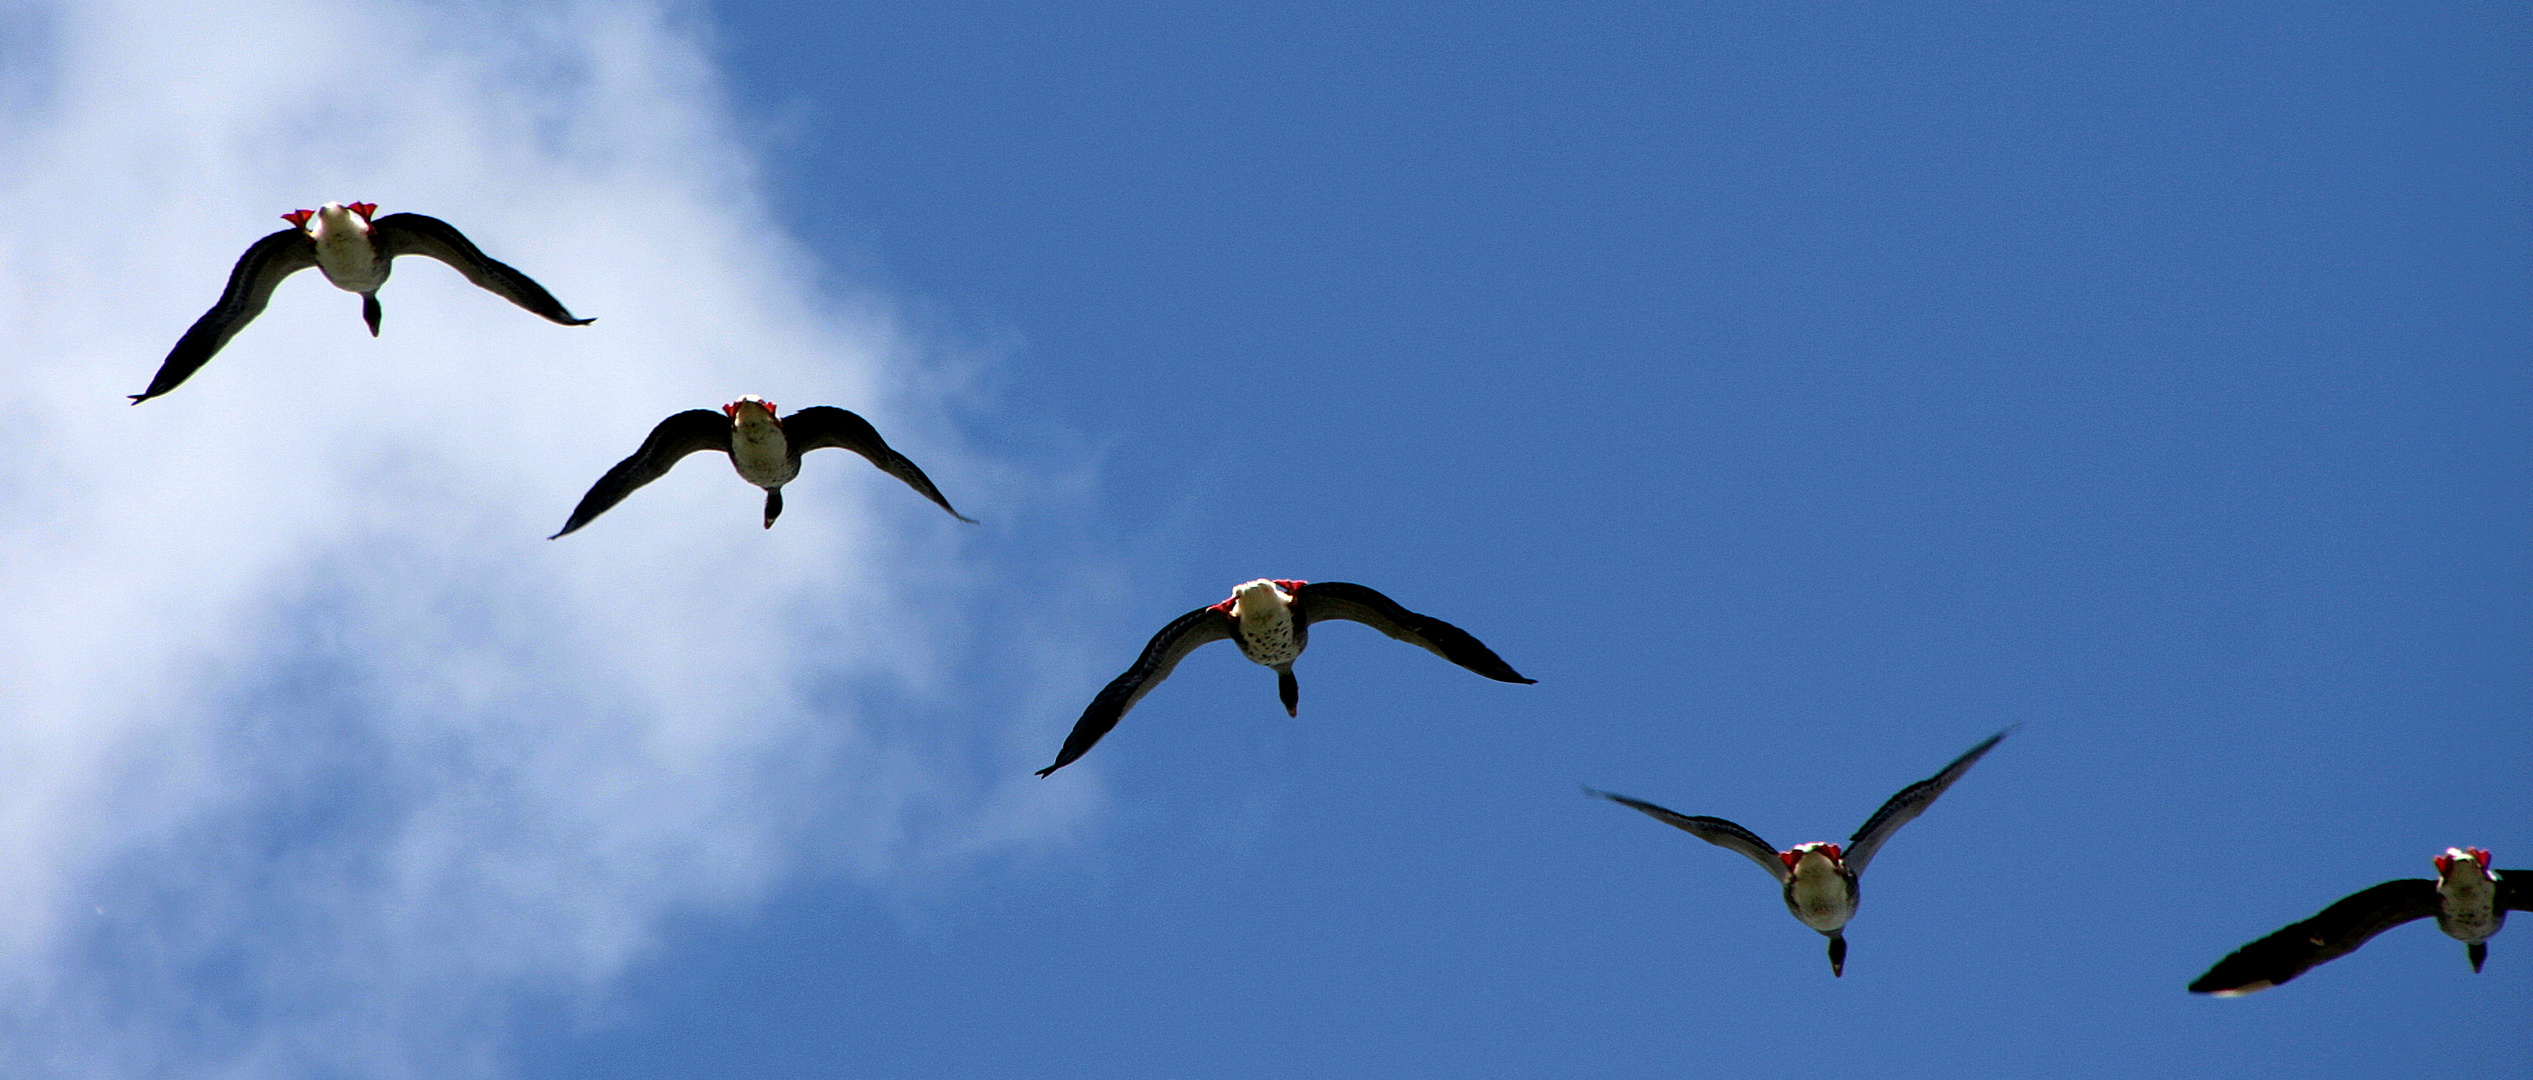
1038,607,1234,776
2501,869,2533,913
780,406,975,522
132,228,317,403
1294,581,1534,684
2187,878,2443,995
1843,727,2013,875
372,212,593,326
1584,788,1788,884
550,410,732,538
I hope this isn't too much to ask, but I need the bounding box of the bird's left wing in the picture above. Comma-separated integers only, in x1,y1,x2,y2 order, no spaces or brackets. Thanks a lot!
780,406,975,522
550,410,732,538
1038,607,1234,777
1843,727,2013,875
1293,581,1534,683
132,227,317,402
372,212,593,326
1584,788,1789,883
2187,878,2443,995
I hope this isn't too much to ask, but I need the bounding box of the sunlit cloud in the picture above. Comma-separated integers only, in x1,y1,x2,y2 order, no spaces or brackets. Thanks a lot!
0,1,1102,1074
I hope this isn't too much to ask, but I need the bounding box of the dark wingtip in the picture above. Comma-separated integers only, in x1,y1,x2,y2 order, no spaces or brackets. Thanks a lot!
127,393,149,405
1512,675,1539,684
566,316,596,326
1035,764,1060,778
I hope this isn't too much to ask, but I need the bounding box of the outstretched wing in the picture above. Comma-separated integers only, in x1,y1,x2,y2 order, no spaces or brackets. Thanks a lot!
1038,607,1234,776
1293,581,1534,684
550,410,732,538
1844,727,2013,875
781,406,975,522
372,212,593,326
132,228,318,403
1584,788,1788,883
2188,878,2443,995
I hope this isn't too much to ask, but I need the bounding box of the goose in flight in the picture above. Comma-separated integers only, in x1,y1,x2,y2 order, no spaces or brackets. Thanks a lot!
1037,578,1534,776
552,396,972,537
2189,847,2527,995
1585,728,2013,976
132,202,592,402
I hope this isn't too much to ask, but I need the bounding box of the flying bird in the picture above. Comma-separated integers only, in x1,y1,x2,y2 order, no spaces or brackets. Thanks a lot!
132,202,592,402
2189,847,2528,996
1585,728,2012,976
551,396,973,537
1036,578,1534,776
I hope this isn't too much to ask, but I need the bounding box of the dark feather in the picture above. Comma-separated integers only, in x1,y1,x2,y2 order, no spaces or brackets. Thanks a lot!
1583,787,1788,882
1843,727,2012,875
2188,879,2443,995
132,228,317,402
1294,581,1533,684
1039,607,1234,776
550,410,732,538
780,406,974,522
372,212,592,326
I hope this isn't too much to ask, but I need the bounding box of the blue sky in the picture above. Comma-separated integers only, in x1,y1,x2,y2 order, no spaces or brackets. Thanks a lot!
0,1,2525,1076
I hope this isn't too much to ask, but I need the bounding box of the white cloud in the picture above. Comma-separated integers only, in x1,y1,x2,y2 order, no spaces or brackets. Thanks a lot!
0,1,1104,1074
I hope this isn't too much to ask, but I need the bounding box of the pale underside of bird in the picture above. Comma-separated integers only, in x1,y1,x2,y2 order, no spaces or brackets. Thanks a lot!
550,395,974,537
1586,727,2013,977
132,201,593,403
2189,848,2528,996
1036,578,1535,777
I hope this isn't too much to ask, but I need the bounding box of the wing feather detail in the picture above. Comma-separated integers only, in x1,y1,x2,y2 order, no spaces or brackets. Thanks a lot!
1585,787,1788,883
2188,879,2443,995
372,212,592,325
132,228,317,402
1843,727,2012,875
1038,607,1234,776
550,410,732,538
780,406,974,522
1293,581,1533,683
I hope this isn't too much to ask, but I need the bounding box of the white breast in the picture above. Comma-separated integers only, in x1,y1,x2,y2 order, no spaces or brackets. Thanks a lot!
1234,602,1302,668
1784,857,1856,932
311,222,385,293
2438,873,2503,943
728,422,795,488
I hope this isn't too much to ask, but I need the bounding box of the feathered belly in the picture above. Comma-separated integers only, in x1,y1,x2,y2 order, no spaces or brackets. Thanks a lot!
313,237,387,293
1785,870,1856,932
1236,610,1303,667
2438,882,2503,943
728,430,795,489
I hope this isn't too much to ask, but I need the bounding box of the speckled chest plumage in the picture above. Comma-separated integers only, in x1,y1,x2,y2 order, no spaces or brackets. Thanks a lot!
1231,597,1306,668
309,213,389,293
729,419,797,489
2438,872,2505,943
1781,855,1859,933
